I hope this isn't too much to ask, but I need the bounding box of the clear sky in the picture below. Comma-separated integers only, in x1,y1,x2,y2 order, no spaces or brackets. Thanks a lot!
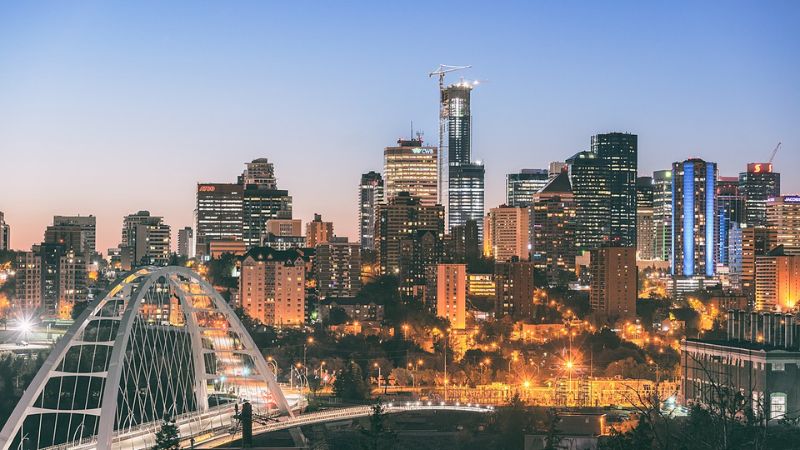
1,1,798,253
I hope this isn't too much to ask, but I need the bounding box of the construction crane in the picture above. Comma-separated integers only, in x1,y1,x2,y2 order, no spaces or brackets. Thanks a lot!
428,64,471,207
768,142,782,164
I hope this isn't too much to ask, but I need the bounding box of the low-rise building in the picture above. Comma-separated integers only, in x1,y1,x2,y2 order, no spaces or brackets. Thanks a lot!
317,296,384,324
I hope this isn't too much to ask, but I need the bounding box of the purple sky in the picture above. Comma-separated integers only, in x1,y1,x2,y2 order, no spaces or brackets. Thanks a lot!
1,1,798,253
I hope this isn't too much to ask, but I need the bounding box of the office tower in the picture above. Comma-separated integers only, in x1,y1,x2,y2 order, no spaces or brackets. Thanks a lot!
483,205,529,262
449,162,485,239
375,192,444,297
672,158,718,277
590,247,637,319
315,237,362,298
177,227,194,258
548,162,567,179
716,177,744,266
241,158,277,188
52,215,96,257
15,251,41,311
591,132,637,247
567,151,609,251
438,82,486,236
44,223,85,254
435,263,466,329
242,186,292,248
767,196,800,255
306,213,334,248
120,211,171,268
636,177,655,260
196,183,244,257
359,171,384,250
239,247,307,327
494,260,535,320
506,169,549,207
755,246,800,311
383,137,438,207
652,170,673,261
0,212,8,251
449,219,480,264
531,171,577,284
739,162,781,227
265,219,302,237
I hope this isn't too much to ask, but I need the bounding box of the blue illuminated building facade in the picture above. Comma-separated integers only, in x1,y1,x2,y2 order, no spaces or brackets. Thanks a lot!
672,158,717,278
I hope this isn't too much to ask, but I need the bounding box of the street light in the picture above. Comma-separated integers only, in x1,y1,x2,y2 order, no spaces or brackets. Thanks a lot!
373,362,382,391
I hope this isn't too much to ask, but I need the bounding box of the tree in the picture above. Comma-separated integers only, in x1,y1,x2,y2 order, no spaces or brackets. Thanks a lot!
492,393,533,449
333,362,370,402
327,306,350,326
152,417,180,450
361,397,396,450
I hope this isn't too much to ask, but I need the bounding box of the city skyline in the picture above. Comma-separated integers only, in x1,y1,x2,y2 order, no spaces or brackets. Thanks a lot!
1,1,799,253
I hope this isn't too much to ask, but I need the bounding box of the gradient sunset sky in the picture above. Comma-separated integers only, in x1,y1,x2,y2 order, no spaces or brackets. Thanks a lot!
1,1,798,253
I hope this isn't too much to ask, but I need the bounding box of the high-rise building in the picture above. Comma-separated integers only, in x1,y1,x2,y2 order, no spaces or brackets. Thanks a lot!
177,227,194,258
494,260,535,320
716,177,744,266
731,225,774,298
0,211,8,251
435,263,466,330
590,247,637,319
672,159,718,277
15,243,87,318
755,246,800,311
359,171,384,250
439,82,486,237
239,247,307,327
567,151,609,251
591,132,638,248
448,219,480,264
636,177,655,260
241,158,277,188
652,170,673,261
483,206,529,262
306,213,334,248
242,186,292,248
739,162,780,227
375,192,444,298
383,137,438,207
767,196,800,255
531,171,576,284
315,237,362,298
449,162,485,239
52,215,96,257
44,223,85,255
506,169,549,207
196,183,244,257
120,211,171,268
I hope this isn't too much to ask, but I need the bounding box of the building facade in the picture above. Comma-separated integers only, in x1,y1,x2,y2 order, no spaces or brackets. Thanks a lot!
483,206,529,262
591,132,638,248
589,247,637,319
315,237,362,298
120,211,171,268
306,213,334,248
359,171,384,251
767,195,800,255
652,170,673,261
636,177,655,260
672,159,718,278
567,151,609,251
716,177,744,266
0,211,8,251
242,186,292,248
506,169,549,207
177,227,194,258
531,172,576,284
196,183,244,257
239,247,308,327
755,246,800,311
494,261,535,320
739,162,780,227
383,137,438,207
435,264,466,330
449,162,485,239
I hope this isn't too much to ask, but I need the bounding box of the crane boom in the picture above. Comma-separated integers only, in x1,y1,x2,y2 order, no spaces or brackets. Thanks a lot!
768,142,782,164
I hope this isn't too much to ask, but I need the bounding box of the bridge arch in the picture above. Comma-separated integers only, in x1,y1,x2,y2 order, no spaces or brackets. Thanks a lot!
0,266,291,450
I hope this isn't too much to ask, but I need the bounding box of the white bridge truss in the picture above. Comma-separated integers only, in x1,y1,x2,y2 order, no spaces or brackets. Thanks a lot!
0,266,293,450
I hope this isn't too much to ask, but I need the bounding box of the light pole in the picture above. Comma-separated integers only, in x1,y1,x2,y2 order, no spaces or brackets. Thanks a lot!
303,336,314,378
374,362,381,391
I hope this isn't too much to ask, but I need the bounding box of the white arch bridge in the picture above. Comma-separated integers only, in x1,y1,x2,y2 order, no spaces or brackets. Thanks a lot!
0,267,492,450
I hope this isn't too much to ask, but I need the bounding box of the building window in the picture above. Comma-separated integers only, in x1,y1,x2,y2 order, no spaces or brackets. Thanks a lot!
771,393,787,420
772,362,785,371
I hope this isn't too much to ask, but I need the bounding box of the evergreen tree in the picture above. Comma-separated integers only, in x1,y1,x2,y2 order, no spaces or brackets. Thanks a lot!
152,417,180,450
